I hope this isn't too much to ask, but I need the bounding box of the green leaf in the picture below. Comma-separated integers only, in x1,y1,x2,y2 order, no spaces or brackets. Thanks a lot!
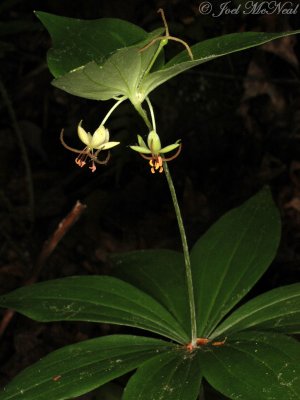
212,283,300,338
199,331,300,400
191,187,281,337
0,276,188,343
35,11,162,78
0,335,173,400
140,30,300,96
111,249,190,337
123,348,202,400
37,13,300,102
51,43,160,101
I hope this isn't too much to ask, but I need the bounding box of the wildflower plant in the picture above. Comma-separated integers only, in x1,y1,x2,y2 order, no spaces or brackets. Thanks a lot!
0,9,300,400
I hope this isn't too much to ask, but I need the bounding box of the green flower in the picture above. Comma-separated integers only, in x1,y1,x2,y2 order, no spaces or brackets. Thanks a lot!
130,130,181,173
60,121,120,172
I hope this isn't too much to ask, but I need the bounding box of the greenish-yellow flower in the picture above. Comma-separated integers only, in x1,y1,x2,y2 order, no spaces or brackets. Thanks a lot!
130,130,181,173
60,121,120,172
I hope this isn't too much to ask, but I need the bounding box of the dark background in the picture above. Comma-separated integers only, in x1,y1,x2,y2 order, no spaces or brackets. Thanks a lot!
0,0,300,398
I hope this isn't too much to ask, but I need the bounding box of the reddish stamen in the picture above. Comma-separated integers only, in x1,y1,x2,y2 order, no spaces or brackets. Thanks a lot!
149,155,164,173
89,161,96,173
75,152,88,168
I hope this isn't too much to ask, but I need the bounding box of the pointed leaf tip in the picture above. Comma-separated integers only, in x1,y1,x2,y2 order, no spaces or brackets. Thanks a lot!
191,187,281,337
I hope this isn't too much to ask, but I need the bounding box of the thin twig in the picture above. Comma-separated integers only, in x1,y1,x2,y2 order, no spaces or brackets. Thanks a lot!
0,310,14,337
31,200,87,281
0,201,86,337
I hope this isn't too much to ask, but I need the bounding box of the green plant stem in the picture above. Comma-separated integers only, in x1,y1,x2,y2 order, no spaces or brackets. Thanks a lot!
0,77,34,225
100,96,126,126
145,97,156,131
135,101,197,344
134,103,152,130
163,161,197,344
142,40,165,77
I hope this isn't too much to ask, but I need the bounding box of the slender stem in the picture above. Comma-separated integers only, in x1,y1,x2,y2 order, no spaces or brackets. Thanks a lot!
140,9,168,78
100,96,126,126
145,97,156,131
134,103,152,130
163,161,197,344
142,39,165,77
0,77,34,225
135,100,197,344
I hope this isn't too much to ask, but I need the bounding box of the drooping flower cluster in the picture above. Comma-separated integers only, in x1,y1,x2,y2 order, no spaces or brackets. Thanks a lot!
61,120,181,175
